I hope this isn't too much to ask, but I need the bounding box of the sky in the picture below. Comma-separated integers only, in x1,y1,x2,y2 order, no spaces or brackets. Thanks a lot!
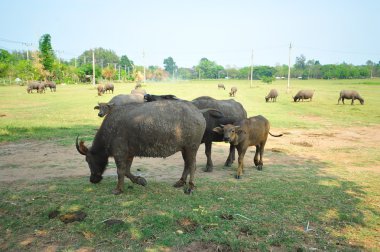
1,0,379,68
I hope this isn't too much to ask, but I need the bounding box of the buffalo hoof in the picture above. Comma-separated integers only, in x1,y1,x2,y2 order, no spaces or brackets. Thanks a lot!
257,165,263,171
224,161,233,167
184,187,194,195
235,175,241,179
173,180,186,188
203,166,213,172
136,177,147,186
112,189,123,195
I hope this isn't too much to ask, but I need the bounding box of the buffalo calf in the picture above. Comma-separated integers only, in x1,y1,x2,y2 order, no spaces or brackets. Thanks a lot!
213,115,282,179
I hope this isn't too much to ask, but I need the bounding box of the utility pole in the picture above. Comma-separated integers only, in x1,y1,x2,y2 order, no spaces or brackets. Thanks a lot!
287,43,292,93
74,58,77,68
118,65,121,80
250,49,253,88
92,49,95,86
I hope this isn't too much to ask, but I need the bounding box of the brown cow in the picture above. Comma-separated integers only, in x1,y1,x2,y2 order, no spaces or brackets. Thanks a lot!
97,84,104,96
213,115,282,179
338,90,364,105
229,87,237,97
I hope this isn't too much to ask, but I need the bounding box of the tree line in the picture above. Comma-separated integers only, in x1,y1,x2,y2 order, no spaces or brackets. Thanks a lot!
0,34,379,84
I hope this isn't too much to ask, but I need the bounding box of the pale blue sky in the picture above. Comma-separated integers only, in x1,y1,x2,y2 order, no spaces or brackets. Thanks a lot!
1,0,379,68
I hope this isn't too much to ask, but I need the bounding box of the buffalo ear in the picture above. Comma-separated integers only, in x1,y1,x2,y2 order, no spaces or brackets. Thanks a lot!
213,127,224,134
76,136,88,155
94,105,99,110
237,129,246,135
107,102,115,108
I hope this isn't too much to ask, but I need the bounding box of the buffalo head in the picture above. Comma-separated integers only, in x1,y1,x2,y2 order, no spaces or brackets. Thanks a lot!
76,136,108,183
213,124,244,145
94,102,114,117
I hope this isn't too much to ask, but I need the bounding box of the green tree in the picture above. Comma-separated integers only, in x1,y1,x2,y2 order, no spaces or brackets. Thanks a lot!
38,34,55,74
120,55,134,70
195,58,223,79
78,48,119,68
163,57,177,77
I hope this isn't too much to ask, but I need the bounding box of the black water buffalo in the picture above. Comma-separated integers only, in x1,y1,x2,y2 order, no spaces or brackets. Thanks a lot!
338,90,364,105
103,83,114,94
144,94,180,102
77,100,206,195
27,82,45,94
265,89,278,102
229,87,237,97
94,94,144,117
218,83,226,90
192,96,247,172
213,115,282,179
293,90,314,102
44,81,56,92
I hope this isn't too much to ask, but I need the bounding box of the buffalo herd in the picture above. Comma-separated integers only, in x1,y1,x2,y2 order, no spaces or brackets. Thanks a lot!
76,84,365,195
26,81,56,93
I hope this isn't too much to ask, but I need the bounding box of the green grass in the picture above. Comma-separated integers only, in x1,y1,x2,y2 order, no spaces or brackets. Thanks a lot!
1,79,379,143
0,79,380,251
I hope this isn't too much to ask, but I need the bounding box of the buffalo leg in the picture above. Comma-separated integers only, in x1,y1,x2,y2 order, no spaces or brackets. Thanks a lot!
123,156,147,187
185,148,198,194
351,98,354,105
257,142,266,171
204,141,213,172
113,156,129,195
173,150,191,188
236,147,247,179
254,145,260,167
224,144,235,167
342,98,345,104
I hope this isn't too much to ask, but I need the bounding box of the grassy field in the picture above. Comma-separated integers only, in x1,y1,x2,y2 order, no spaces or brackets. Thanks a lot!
0,79,380,251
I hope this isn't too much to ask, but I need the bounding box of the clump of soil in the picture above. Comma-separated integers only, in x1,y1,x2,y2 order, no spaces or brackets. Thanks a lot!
291,141,313,147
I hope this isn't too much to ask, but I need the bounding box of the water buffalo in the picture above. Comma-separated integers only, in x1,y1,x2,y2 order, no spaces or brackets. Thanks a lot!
76,100,206,195
27,81,45,94
192,96,247,172
213,115,282,179
103,83,114,94
229,87,237,97
265,89,278,102
44,81,56,92
293,90,314,102
97,84,104,96
218,83,226,90
338,90,364,105
144,94,180,102
94,94,144,117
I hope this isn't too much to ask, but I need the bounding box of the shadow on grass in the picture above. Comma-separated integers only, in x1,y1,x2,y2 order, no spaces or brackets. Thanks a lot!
0,143,378,251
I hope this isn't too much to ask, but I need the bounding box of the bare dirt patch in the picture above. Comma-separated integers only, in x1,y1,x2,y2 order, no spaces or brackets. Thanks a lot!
0,126,379,184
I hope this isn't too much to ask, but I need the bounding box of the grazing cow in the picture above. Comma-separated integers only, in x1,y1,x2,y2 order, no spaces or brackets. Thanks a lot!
213,115,282,179
97,84,104,96
76,100,206,195
144,94,180,102
27,82,40,93
192,96,247,172
265,89,278,102
103,83,114,94
218,83,226,90
338,90,364,105
229,87,237,97
44,81,56,92
293,90,314,102
94,94,144,117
